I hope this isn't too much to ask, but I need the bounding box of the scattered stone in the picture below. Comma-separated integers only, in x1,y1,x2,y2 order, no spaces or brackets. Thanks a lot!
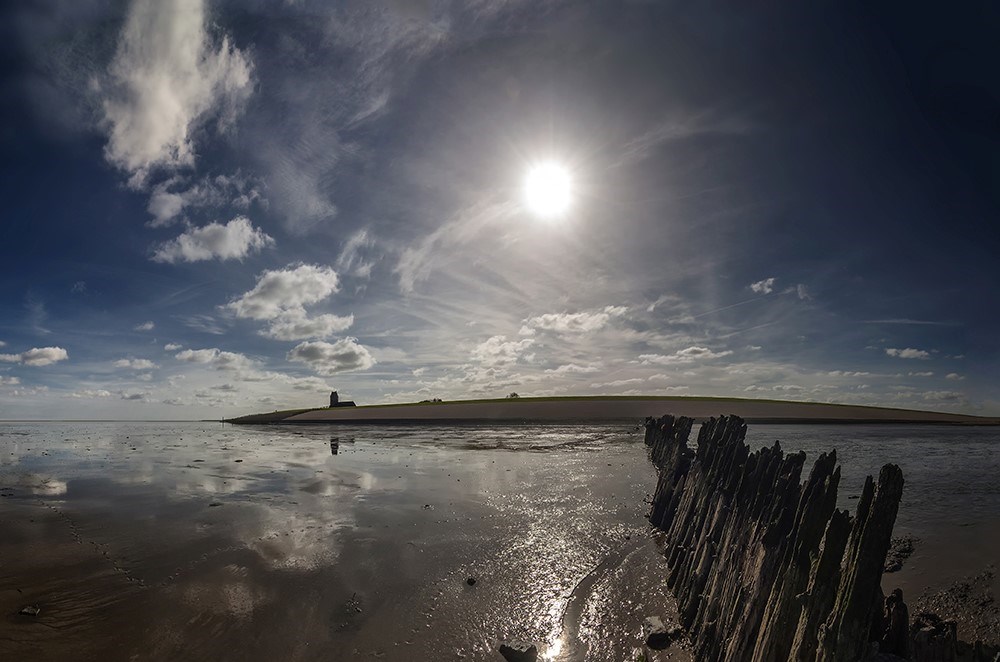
19,605,40,616
884,535,918,573
915,566,1000,648
466,577,477,586
498,641,538,662
234,459,243,463
208,502,222,507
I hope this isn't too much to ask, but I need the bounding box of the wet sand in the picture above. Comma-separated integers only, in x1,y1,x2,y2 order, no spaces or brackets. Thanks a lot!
1,421,997,659
0,422,693,661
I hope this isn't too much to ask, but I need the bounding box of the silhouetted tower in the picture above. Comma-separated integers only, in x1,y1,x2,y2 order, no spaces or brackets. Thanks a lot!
330,391,339,407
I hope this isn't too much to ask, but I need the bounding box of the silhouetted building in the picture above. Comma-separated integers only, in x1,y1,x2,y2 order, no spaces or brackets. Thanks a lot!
329,391,356,408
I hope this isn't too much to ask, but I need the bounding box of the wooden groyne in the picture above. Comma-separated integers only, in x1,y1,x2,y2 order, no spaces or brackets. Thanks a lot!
644,414,999,661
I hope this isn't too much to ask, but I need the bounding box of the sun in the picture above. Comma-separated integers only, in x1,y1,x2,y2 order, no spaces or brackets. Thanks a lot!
524,161,572,219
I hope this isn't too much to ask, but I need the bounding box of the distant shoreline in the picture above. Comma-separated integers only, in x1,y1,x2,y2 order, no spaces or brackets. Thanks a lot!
225,395,1000,425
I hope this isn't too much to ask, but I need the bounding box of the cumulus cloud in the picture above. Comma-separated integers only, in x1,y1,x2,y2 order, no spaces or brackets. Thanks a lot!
639,346,733,365
114,358,158,370
471,336,535,367
286,338,376,375
152,217,274,263
102,0,253,184
886,347,931,360
259,312,354,341
0,346,69,366
946,373,965,381
522,306,628,334
175,347,255,371
134,321,155,331
164,343,182,351
750,277,776,294
0,376,21,386
227,264,341,320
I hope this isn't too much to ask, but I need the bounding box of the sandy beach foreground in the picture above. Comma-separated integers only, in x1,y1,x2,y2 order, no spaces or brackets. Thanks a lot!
230,395,1000,425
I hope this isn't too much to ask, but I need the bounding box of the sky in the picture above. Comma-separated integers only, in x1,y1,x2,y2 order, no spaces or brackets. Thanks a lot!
1,1,999,419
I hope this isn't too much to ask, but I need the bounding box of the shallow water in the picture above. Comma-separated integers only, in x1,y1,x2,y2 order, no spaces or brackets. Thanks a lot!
0,421,997,660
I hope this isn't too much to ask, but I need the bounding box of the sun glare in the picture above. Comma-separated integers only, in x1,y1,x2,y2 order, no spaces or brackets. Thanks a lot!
524,161,572,219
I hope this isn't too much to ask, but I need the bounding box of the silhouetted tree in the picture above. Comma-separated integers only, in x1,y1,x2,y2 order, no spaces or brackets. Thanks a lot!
507,392,520,399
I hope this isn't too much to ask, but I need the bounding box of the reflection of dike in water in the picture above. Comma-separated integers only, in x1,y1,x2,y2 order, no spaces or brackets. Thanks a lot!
330,436,356,455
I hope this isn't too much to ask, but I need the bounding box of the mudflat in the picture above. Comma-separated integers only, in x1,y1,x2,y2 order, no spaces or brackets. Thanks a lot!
1,420,997,660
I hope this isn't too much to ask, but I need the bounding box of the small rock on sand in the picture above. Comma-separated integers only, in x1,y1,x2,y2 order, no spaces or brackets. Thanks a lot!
466,577,477,586
498,641,538,662
19,605,40,616
643,615,681,649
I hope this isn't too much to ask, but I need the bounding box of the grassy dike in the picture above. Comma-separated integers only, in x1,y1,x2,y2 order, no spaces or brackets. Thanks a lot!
224,395,1000,425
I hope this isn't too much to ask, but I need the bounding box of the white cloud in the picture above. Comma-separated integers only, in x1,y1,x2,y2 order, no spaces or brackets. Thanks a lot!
544,363,601,375
908,371,934,377
70,389,114,399
286,338,376,375
134,321,155,331
227,264,341,320
114,358,158,370
886,347,931,360
590,378,644,388
0,346,69,366
471,336,535,367
164,343,182,351
946,373,965,381
522,306,628,334
639,346,733,365
102,0,253,183
152,217,274,263
0,340,5,347
796,284,811,300
922,390,963,402
175,347,256,371
259,312,354,341
750,277,776,294
0,376,21,386
147,173,264,226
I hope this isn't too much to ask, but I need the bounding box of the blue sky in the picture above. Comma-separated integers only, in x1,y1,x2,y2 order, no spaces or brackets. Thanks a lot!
1,1,997,419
